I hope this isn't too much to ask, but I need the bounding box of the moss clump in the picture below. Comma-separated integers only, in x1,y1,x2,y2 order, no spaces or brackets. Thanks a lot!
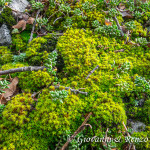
84,92,127,134
2,93,35,126
132,21,147,37
0,46,13,64
57,28,99,77
27,88,84,140
0,7,16,28
11,34,26,52
0,129,49,150
131,127,150,150
26,34,57,65
18,70,54,91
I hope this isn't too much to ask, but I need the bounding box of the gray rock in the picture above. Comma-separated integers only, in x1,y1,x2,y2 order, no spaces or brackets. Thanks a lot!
8,0,29,12
128,119,146,134
0,24,12,46
138,99,145,107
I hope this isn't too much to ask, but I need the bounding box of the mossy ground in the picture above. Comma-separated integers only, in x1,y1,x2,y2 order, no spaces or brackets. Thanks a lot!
0,0,150,149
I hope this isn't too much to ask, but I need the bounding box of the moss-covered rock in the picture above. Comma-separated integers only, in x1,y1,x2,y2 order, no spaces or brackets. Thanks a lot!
0,7,16,28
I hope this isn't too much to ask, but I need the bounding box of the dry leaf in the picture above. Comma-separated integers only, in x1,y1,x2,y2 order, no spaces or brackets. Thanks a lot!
118,3,125,10
0,94,7,104
147,42,150,47
0,78,3,81
121,25,128,33
26,17,35,24
22,14,29,21
141,0,147,3
120,11,133,18
3,77,19,99
12,20,27,31
105,20,112,26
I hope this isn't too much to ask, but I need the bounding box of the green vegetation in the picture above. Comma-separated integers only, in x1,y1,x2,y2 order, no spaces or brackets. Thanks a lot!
0,0,149,149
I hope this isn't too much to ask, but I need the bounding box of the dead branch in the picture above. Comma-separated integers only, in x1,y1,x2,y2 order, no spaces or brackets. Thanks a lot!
113,16,124,37
60,112,92,150
0,66,46,75
114,49,125,53
86,65,99,79
122,122,136,150
53,85,88,95
28,9,40,43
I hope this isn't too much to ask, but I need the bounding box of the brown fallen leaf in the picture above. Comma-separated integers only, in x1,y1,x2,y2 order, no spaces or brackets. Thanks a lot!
26,17,35,24
22,14,29,21
12,20,27,31
121,25,128,33
0,94,7,104
118,3,125,10
105,19,112,26
120,11,133,18
141,0,147,3
0,78,3,81
3,77,19,99
147,42,150,47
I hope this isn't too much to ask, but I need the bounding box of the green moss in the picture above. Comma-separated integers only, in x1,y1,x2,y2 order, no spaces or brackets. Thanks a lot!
2,93,35,126
0,7,16,28
0,46,13,64
20,30,37,43
26,88,84,140
57,28,99,77
11,34,26,52
26,34,57,65
132,127,150,150
18,70,54,91
1,62,28,78
0,129,49,150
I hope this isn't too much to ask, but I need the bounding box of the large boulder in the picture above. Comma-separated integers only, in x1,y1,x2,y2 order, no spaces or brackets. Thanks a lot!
0,24,12,46
8,0,29,12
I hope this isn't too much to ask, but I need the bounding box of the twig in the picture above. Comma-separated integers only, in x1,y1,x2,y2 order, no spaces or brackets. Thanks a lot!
113,16,124,37
86,65,99,79
52,85,88,95
28,9,40,43
53,17,63,24
0,66,46,75
48,11,59,20
124,30,130,44
114,49,125,53
122,122,136,150
60,112,92,150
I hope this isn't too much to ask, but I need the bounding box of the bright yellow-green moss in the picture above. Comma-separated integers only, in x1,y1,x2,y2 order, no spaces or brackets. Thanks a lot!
0,46,13,64
132,21,147,37
132,127,150,150
18,70,54,91
1,62,28,78
84,92,127,133
2,93,35,126
26,88,84,139
1,63,28,70
0,129,49,150
26,34,57,65
12,34,26,52
57,28,99,77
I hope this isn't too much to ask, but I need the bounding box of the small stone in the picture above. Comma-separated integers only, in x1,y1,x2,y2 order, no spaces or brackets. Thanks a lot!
0,24,12,46
128,119,146,134
8,0,29,12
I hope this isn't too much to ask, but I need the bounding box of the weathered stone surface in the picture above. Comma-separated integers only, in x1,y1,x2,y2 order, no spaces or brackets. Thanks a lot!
128,119,146,134
8,0,29,12
0,24,12,46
